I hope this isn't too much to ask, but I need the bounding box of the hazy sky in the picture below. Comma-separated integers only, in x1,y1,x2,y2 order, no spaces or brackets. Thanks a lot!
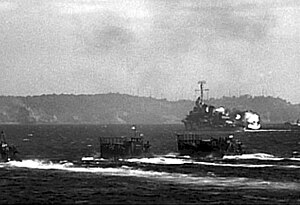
0,0,299,103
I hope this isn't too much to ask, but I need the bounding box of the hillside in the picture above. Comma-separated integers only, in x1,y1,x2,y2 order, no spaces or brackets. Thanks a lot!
0,93,299,124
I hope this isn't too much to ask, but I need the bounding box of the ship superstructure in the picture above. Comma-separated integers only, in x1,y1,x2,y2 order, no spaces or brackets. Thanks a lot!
182,81,260,131
176,81,261,158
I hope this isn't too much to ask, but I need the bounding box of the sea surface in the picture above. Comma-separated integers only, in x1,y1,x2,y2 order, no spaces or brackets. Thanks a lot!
0,124,300,204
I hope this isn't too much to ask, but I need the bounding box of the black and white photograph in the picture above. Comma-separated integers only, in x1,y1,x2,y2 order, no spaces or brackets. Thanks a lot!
0,0,299,204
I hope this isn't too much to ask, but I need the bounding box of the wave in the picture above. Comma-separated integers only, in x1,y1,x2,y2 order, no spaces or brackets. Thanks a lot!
1,159,299,190
123,153,300,168
223,153,300,161
124,156,194,165
223,153,283,160
2,152,300,171
125,157,276,168
245,129,293,132
0,159,74,170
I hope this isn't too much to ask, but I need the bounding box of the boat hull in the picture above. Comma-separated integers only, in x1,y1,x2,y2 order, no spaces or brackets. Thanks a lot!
1,145,22,162
98,137,151,160
176,130,244,159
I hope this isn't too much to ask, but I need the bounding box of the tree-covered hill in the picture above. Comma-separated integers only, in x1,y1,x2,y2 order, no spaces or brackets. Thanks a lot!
0,93,299,124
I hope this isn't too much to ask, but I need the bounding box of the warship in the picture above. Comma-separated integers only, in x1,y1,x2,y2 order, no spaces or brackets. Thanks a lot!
81,125,151,166
0,130,21,162
175,81,261,158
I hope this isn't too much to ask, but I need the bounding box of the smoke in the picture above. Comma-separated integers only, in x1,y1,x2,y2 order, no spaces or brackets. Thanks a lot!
214,107,261,129
215,107,225,114
243,111,261,130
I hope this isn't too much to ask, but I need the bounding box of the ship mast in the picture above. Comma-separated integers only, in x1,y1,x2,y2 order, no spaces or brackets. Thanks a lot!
196,80,206,104
205,88,209,101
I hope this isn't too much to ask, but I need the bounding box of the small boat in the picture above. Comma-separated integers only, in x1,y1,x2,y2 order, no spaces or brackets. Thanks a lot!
176,132,244,158
0,130,22,162
284,120,300,131
292,151,300,158
81,125,151,166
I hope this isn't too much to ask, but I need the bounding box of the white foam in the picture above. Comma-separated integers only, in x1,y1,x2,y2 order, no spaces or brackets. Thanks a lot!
224,153,300,162
223,153,284,160
125,157,193,165
245,129,291,132
81,157,95,161
124,155,300,168
193,161,275,168
2,159,300,190
5,152,300,171
6,159,74,170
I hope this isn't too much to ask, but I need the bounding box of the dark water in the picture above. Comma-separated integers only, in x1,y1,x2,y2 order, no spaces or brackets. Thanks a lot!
1,124,300,204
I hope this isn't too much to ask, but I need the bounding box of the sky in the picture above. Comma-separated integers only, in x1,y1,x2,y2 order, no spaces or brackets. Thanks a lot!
0,0,299,103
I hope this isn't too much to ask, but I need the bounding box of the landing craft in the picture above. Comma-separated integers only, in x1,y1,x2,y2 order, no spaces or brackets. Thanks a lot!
81,125,151,166
0,130,22,162
175,81,261,159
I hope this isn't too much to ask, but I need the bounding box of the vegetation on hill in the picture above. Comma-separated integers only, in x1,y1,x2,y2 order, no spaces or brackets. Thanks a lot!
0,94,299,124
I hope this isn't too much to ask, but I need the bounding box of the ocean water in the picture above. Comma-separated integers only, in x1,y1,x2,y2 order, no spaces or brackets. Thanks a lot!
0,124,300,204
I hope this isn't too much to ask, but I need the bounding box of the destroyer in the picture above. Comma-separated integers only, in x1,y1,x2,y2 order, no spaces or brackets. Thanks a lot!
175,81,261,158
81,125,151,165
0,130,21,162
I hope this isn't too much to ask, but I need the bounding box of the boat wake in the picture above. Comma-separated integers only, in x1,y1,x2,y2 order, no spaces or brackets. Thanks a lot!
123,153,300,168
1,159,299,190
223,153,300,161
1,152,299,170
